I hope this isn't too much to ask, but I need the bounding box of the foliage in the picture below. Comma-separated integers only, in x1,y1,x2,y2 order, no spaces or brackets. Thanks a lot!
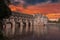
0,0,12,40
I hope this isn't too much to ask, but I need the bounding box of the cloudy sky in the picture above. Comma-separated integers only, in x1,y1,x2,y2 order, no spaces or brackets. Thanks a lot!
24,0,59,4
10,0,60,19
12,0,60,5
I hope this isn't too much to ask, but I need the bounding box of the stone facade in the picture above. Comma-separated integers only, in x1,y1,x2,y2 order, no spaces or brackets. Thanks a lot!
33,14,48,36
3,12,48,37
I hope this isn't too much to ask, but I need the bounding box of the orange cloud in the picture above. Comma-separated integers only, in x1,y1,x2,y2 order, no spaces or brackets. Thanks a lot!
9,5,17,11
9,3,60,19
27,3,60,13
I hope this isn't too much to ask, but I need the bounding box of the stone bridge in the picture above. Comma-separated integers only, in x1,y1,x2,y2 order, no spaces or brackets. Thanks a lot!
3,12,34,37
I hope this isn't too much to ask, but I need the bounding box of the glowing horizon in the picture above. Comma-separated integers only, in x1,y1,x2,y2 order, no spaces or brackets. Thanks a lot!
9,3,60,19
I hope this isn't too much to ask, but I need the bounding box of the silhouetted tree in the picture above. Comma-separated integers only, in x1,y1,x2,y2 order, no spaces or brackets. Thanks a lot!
0,0,12,40
58,18,60,23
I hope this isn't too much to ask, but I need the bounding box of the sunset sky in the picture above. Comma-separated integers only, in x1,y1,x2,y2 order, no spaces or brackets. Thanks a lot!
9,0,60,20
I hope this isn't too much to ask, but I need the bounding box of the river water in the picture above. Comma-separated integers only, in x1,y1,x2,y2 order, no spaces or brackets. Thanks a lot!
5,23,60,40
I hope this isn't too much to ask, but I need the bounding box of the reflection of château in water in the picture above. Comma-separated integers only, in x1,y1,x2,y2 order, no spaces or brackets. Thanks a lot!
3,12,48,37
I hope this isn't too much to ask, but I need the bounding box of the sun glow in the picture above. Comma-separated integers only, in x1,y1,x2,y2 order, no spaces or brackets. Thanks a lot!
46,13,60,19
9,4,60,19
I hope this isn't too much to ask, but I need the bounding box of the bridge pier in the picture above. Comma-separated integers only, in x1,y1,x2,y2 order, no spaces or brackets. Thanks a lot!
19,19,23,34
25,20,28,33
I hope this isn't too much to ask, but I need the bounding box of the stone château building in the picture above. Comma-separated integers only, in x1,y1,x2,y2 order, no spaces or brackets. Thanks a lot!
3,12,48,37
33,14,48,35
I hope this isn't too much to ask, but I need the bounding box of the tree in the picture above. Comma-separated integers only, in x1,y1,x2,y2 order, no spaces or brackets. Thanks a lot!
0,0,12,40
58,18,60,23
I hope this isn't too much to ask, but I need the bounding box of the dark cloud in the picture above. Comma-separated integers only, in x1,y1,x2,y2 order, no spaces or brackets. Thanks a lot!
24,0,60,5
24,0,47,5
51,0,58,3
10,0,60,5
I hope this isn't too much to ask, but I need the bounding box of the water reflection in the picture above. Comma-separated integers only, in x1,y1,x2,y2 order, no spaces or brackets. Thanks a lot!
4,23,60,40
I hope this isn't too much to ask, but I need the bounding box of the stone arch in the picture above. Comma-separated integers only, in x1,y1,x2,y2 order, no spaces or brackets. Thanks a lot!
15,22,20,35
22,21,26,34
5,22,12,36
28,22,31,33
6,22,12,30
28,20,33,33
16,22,20,27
